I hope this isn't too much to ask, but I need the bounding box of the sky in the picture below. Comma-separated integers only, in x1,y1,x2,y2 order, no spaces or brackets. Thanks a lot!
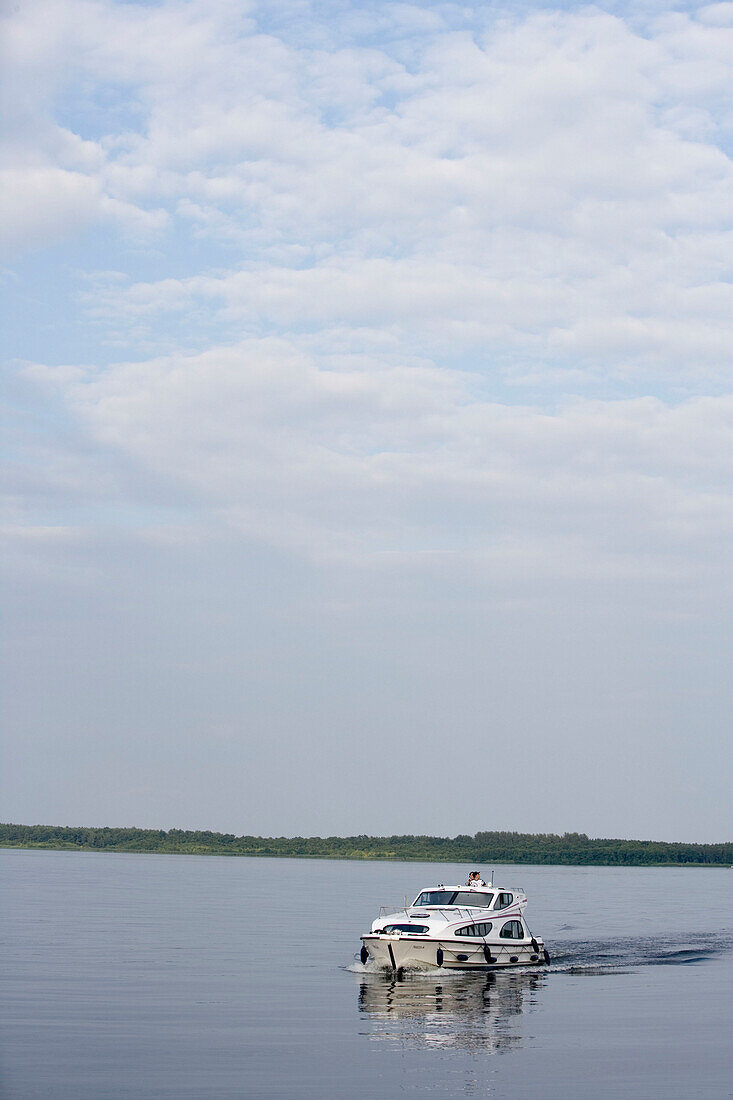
2,0,732,843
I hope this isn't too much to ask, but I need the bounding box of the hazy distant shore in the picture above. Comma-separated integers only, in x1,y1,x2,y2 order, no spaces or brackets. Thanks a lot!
1,824,730,867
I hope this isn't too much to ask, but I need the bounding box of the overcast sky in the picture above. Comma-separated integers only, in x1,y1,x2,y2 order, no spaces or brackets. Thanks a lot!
2,0,732,843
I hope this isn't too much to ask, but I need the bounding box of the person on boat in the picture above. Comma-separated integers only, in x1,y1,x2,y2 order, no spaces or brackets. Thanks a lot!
467,870,486,887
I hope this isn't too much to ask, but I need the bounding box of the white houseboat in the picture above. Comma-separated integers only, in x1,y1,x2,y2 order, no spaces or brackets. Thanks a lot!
359,876,550,972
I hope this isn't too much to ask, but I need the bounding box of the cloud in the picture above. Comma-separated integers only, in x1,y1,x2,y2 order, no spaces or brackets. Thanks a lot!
15,339,729,603
4,1,726,380
84,248,733,383
0,167,101,254
0,165,167,256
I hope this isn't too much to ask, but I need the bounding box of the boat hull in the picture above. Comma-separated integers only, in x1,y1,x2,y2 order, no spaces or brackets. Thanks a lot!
361,934,548,971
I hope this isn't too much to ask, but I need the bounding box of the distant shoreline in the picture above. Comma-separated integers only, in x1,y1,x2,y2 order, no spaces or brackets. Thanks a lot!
1,824,730,867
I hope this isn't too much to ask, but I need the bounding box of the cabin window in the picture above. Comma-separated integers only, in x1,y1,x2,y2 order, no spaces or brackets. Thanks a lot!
455,922,493,937
499,920,524,939
495,893,513,909
382,924,429,934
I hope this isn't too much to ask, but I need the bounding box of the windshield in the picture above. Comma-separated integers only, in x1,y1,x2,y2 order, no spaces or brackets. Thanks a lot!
452,891,493,908
414,890,495,908
414,890,456,906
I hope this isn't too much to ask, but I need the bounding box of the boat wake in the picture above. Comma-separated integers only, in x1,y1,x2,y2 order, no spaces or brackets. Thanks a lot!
544,931,732,974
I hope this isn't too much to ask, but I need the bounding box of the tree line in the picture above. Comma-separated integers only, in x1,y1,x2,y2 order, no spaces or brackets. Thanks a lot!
1,823,731,866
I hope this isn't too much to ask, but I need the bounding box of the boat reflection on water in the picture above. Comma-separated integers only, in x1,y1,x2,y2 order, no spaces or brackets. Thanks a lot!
357,968,545,1052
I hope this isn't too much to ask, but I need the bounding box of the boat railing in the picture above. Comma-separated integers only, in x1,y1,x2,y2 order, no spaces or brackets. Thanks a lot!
379,904,508,921
430,906,493,920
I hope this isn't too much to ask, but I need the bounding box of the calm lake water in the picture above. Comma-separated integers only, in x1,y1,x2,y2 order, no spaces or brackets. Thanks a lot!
1,849,731,1099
